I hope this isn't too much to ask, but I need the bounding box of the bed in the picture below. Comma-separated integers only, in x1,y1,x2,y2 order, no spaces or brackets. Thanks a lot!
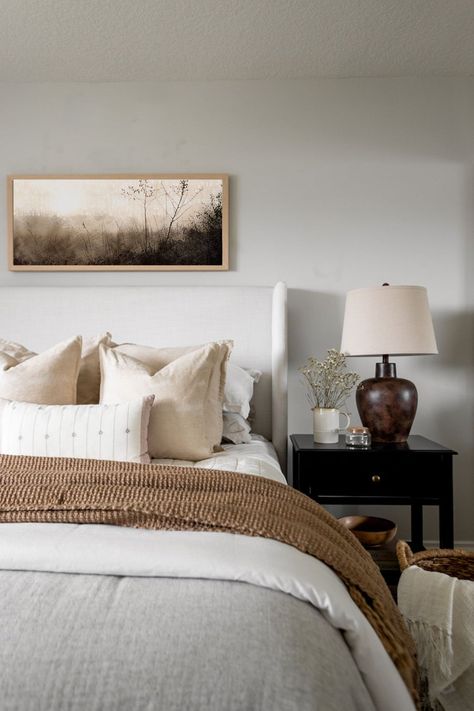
0,283,416,711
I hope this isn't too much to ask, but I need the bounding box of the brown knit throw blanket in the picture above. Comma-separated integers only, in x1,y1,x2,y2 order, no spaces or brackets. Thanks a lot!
0,454,418,702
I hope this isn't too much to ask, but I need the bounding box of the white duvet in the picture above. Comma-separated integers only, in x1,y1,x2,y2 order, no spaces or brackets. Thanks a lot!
151,435,287,484
0,438,415,711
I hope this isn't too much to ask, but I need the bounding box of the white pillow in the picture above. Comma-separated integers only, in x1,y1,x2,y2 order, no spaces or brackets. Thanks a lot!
222,412,252,445
0,396,154,464
223,364,261,420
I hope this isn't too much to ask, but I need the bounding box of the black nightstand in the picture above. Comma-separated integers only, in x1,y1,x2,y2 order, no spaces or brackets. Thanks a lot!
290,434,457,552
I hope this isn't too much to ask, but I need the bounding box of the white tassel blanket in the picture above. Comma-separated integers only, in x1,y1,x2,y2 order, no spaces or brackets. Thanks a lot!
398,564,474,710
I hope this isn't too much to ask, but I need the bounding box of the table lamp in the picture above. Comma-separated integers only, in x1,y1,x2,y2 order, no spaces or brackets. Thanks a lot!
340,284,438,443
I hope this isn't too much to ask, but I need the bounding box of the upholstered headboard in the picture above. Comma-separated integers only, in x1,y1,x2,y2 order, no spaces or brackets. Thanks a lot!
0,283,288,470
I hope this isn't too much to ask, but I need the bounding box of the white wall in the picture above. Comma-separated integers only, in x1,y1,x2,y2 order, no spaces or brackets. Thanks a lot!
0,78,473,542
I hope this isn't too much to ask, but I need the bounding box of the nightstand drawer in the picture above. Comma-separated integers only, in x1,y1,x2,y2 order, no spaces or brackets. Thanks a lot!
290,434,456,550
297,452,444,498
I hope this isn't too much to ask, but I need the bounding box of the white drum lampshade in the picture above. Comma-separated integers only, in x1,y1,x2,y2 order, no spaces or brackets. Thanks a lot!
341,285,438,357
340,284,438,443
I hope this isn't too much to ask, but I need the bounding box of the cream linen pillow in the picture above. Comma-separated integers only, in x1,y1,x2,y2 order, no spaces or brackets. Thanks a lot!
0,336,82,405
113,341,230,403
77,332,113,404
0,333,112,405
100,341,231,460
113,343,261,442
0,338,35,363
0,396,154,463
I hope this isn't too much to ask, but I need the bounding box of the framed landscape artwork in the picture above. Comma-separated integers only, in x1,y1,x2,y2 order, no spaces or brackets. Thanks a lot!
8,174,228,271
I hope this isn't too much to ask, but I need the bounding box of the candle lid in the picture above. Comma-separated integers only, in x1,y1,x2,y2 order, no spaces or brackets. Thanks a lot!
348,426,370,434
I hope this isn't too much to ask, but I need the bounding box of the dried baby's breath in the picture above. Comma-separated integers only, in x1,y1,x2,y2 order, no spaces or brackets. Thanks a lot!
299,349,359,410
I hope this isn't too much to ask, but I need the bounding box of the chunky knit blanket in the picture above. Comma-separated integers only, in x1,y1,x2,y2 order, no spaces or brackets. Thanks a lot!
0,454,418,702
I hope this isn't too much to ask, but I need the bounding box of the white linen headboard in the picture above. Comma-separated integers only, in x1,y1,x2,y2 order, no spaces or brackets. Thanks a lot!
0,283,288,471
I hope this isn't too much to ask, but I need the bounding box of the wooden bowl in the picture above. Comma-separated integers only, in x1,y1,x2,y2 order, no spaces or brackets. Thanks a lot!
338,515,397,548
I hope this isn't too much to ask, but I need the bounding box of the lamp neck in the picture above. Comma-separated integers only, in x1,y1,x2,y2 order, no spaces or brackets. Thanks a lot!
376,355,397,378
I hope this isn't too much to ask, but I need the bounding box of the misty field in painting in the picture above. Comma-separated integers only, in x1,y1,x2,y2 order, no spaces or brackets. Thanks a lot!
9,176,228,270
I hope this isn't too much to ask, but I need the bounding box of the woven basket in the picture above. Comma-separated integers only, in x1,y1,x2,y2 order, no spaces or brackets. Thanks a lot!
397,540,474,581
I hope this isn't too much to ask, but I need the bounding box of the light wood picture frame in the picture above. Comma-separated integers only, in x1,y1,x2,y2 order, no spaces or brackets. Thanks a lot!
8,174,229,271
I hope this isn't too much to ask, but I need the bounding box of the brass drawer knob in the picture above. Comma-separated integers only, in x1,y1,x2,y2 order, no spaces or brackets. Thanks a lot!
371,474,381,483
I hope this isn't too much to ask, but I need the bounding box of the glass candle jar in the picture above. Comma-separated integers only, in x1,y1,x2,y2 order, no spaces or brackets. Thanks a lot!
345,426,371,448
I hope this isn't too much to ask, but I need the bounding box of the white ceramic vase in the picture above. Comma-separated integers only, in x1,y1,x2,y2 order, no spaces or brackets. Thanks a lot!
313,408,350,444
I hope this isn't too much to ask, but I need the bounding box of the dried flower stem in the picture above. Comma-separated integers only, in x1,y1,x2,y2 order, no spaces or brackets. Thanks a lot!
299,349,360,410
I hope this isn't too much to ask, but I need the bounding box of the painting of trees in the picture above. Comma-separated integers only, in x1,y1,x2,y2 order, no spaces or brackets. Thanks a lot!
10,175,228,271
162,179,203,242
121,179,159,252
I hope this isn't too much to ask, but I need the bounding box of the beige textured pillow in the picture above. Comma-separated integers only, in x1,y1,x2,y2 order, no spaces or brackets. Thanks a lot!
0,336,82,405
100,341,232,460
113,341,231,416
113,342,211,370
0,333,112,405
0,338,35,363
77,332,113,404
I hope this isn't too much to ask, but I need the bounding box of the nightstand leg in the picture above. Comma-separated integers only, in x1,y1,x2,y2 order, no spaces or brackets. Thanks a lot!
439,500,454,549
411,504,423,551
439,460,454,549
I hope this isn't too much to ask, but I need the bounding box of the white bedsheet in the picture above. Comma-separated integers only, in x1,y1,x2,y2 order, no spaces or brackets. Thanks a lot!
0,439,414,711
151,435,286,484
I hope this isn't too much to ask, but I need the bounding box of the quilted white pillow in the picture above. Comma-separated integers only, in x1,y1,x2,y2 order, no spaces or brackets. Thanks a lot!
0,396,154,464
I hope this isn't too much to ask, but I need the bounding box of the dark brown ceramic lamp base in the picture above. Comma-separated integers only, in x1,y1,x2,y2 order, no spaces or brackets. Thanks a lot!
356,360,418,443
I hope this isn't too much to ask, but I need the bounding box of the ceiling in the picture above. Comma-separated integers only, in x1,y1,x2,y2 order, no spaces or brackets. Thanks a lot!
1,0,473,82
